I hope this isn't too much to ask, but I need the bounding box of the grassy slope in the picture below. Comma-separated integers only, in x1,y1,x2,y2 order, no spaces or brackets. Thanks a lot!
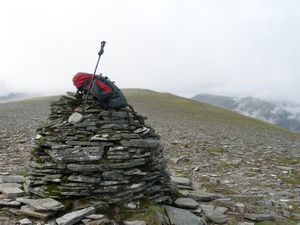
123,89,297,136
7,89,298,138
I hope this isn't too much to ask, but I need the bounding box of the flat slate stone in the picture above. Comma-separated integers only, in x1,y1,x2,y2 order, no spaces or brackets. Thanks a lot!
0,185,25,198
68,112,83,124
0,175,24,183
102,171,124,181
100,110,131,118
124,221,147,225
65,141,112,147
18,218,33,225
56,206,95,225
103,159,146,169
171,176,191,187
19,205,53,220
175,198,199,209
86,218,110,225
176,184,194,190
186,191,221,202
85,214,105,219
50,146,104,162
67,164,103,172
120,139,160,148
164,205,206,225
73,121,97,128
30,161,58,169
206,213,227,224
0,183,22,188
101,123,134,130
67,175,101,183
0,199,21,207
17,197,64,212
199,204,214,213
244,213,275,221
200,204,227,224
192,207,203,216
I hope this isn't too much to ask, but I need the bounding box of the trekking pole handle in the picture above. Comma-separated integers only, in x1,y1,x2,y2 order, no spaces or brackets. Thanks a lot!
98,41,106,56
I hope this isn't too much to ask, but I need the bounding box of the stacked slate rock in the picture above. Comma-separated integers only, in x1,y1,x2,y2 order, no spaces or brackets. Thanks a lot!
24,95,171,205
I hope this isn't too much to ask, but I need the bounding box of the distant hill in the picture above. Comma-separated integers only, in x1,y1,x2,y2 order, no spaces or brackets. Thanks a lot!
192,93,300,132
0,93,29,102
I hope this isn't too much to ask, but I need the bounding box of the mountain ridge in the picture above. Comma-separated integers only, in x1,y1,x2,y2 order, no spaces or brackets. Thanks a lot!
192,93,300,132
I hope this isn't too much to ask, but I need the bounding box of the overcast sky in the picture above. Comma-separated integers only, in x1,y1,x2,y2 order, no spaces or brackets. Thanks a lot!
0,0,299,103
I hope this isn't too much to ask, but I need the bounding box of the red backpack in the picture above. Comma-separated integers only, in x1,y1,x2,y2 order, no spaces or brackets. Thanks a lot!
72,72,128,109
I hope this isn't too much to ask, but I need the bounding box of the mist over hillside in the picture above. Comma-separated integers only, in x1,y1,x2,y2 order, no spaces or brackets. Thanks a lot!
192,93,300,132
0,92,30,102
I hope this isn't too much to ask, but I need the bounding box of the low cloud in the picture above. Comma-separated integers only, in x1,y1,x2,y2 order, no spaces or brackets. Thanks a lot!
0,0,299,104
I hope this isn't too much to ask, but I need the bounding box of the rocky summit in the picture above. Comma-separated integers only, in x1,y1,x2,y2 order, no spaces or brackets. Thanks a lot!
0,89,300,224
25,94,172,205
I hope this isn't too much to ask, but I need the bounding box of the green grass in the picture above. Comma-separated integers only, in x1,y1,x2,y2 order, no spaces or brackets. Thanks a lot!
61,199,73,210
15,170,26,176
123,89,294,135
207,146,229,154
118,200,164,225
280,170,300,185
215,162,238,172
277,157,300,165
45,183,61,197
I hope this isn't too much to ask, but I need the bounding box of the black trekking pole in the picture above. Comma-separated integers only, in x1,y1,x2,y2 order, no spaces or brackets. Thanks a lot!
83,41,106,110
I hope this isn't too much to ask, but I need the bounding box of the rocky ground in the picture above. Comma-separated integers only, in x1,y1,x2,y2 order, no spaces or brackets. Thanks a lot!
0,97,52,173
0,90,300,224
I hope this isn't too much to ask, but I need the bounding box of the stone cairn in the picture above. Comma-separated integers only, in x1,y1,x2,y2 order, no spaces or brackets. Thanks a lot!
25,94,171,206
